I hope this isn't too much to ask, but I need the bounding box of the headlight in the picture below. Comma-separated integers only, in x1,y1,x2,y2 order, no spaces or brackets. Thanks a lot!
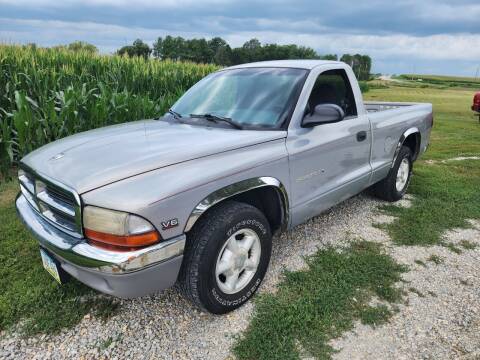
83,206,160,251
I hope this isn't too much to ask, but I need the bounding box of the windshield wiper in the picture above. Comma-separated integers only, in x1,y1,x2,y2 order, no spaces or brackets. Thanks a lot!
168,109,182,120
190,113,243,130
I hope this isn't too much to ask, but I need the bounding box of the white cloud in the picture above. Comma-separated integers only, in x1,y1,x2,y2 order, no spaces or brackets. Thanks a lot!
0,0,232,8
1,17,479,75
0,17,208,52
414,2,480,23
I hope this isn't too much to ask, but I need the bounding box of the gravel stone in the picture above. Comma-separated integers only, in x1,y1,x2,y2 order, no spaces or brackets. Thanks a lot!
1,193,479,359
330,216,480,360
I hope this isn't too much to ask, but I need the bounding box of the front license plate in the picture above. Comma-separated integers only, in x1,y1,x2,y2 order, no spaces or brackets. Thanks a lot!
40,249,62,284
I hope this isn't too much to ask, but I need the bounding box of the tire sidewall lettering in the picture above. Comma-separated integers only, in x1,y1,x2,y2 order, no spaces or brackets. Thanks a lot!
226,219,267,237
211,218,268,307
211,278,261,307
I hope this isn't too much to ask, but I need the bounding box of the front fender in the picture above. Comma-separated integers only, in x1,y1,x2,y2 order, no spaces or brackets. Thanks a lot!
184,176,289,232
81,139,290,240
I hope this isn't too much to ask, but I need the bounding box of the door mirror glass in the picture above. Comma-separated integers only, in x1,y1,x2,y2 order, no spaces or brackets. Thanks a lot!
302,104,345,127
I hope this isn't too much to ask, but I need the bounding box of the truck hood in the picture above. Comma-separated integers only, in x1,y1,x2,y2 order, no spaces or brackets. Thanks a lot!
22,120,287,194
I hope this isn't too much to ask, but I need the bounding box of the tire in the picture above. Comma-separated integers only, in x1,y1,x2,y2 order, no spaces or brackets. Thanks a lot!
177,201,272,314
373,145,413,202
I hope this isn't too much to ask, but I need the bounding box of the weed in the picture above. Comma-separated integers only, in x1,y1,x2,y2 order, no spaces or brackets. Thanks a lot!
359,305,393,327
427,255,443,265
408,287,425,298
445,243,462,254
459,240,477,250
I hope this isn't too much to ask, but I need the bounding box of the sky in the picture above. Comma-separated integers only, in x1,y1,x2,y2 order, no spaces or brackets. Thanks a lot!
1,0,479,76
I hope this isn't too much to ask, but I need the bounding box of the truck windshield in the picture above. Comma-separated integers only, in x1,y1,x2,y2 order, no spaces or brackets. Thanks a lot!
171,67,308,129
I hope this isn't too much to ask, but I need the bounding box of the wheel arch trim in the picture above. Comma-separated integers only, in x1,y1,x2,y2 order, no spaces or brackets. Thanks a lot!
391,127,421,168
184,177,289,232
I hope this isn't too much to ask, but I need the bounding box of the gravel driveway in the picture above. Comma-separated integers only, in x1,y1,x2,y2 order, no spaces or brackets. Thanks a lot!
1,193,479,359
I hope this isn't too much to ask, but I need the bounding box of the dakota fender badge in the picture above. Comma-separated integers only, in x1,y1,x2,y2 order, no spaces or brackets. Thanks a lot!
161,218,179,230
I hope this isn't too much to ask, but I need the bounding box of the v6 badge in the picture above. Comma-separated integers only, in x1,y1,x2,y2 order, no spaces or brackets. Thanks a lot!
161,218,179,230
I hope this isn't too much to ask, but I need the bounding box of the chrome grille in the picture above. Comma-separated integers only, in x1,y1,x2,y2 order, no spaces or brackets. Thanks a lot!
19,167,83,237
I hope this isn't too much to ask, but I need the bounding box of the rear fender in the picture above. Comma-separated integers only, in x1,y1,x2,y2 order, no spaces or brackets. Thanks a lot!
391,127,420,167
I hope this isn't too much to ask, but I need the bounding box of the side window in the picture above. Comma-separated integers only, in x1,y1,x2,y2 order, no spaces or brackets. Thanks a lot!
307,69,357,118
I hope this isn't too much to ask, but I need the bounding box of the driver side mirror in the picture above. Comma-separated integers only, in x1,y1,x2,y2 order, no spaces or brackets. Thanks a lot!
302,104,345,127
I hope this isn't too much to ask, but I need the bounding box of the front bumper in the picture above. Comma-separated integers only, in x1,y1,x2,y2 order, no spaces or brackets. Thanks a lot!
16,194,186,298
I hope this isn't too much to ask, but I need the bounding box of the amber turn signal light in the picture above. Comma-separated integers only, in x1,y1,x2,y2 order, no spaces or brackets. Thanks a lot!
85,228,160,251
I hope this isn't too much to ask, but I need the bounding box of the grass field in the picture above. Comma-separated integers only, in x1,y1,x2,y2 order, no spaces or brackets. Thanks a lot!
401,74,480,83
234,82,480,359
0,76,479,356
0,180,119,335
397,74,480,89
366,86,480,246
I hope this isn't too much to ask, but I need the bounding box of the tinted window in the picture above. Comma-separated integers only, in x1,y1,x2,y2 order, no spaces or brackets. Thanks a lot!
307,69,357,117
172,67,308,129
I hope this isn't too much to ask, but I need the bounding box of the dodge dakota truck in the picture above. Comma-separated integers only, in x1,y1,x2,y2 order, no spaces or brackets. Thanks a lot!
16,60,433,314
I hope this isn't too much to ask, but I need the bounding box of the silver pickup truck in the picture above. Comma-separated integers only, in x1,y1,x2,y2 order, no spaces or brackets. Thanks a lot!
16,60,433,314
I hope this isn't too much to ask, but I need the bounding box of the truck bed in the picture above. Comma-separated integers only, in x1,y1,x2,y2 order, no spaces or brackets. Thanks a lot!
364,101,428,113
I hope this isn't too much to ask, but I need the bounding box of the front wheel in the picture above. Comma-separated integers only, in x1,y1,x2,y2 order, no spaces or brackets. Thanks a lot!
373,145,413,202
178,201,272,314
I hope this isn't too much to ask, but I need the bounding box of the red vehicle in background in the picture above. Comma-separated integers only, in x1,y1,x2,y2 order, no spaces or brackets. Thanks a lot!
473,92,480,122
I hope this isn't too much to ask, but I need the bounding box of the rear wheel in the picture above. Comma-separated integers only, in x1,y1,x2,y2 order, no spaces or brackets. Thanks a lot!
178,201,272,314
373,145,413,202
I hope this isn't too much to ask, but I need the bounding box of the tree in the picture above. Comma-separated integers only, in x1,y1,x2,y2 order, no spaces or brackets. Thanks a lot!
117,39,151,59
147,34,372,74
242,38,262,62
132,39,151,59
184,38,213,63
158,36,186,60
294,46,318,59
340,54,371,80
340,54,353,66
214,45,233,66
152,37,163,59
234,41,319,63
208,37,228,62
320,54,338,61
67,41,98,54
360,55,372,80
231,47,247,65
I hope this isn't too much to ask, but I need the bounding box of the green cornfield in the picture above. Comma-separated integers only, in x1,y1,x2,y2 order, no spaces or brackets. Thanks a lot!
0,45,219,176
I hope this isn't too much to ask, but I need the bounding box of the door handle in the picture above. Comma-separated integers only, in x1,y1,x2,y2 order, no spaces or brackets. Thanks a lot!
356,131,367,142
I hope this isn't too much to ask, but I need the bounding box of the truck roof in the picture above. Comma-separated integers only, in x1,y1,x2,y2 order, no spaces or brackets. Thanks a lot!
225,59,343,70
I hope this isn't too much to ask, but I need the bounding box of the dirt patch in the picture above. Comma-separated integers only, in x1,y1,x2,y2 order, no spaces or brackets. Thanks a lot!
425,156,480,165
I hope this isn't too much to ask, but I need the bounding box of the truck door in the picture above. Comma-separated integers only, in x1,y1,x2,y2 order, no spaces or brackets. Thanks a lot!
286,67,372,226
